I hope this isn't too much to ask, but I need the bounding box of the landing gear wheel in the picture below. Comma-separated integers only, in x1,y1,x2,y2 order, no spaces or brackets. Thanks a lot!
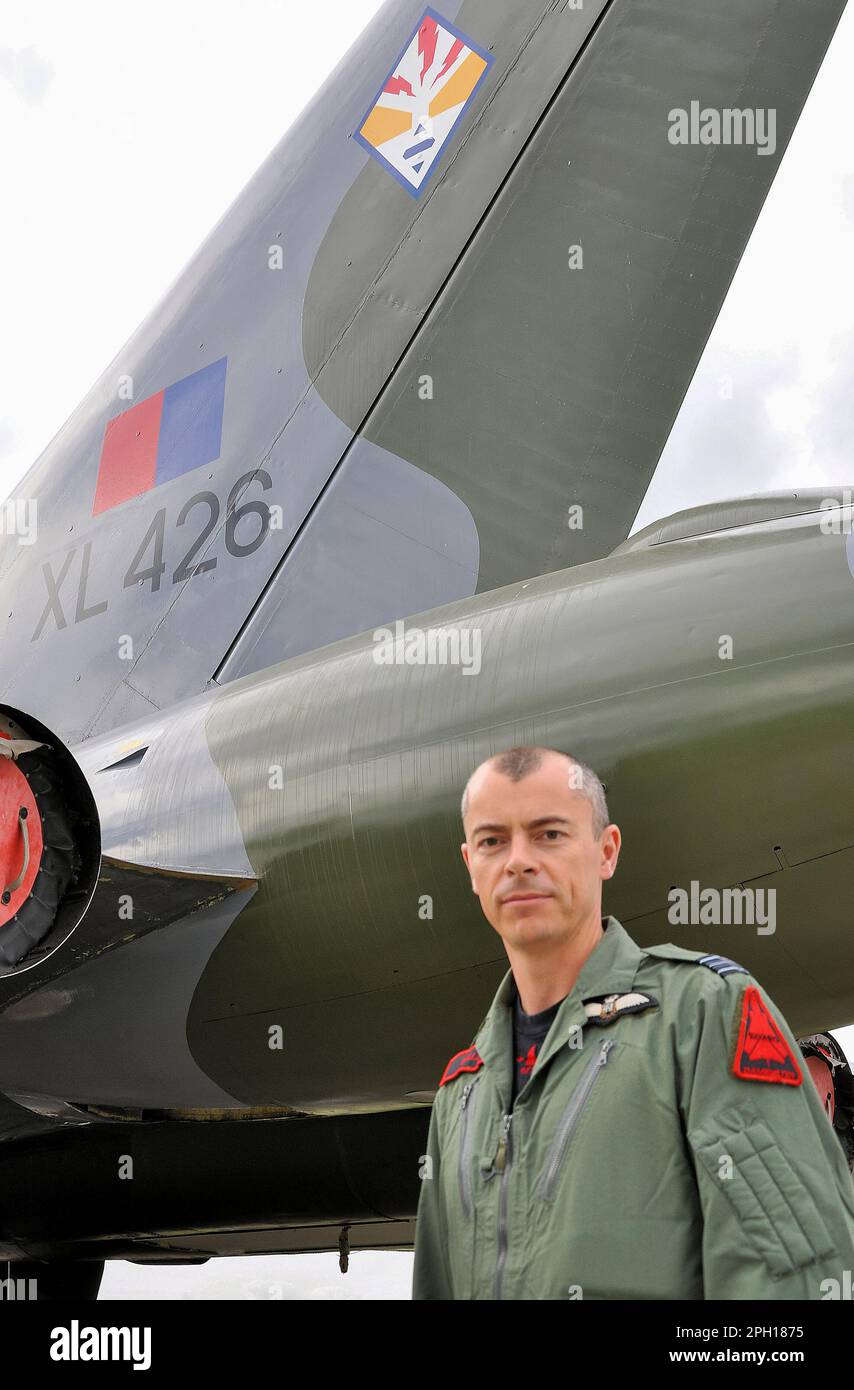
0,750,81,968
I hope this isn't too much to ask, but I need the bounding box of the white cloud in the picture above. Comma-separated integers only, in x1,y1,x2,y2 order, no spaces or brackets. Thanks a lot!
0,44,53,104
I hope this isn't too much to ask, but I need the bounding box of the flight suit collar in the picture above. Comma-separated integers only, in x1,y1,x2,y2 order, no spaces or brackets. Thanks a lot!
475,916,645,1109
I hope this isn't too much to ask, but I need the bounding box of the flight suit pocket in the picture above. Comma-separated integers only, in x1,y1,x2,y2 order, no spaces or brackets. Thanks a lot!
688,1109,837,1278
537,1037,617,1203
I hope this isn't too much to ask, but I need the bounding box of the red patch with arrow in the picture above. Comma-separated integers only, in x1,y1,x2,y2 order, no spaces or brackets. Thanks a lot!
439,1045,483,1087
731,985,802,1086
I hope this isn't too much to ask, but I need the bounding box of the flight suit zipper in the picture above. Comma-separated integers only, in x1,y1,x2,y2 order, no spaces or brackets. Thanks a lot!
538,1037,616,1201
479,1039,615,1297
483,1111,514,1300
458,1076,480,1220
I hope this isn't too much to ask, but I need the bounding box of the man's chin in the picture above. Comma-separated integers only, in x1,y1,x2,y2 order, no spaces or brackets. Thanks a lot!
499,906,562,942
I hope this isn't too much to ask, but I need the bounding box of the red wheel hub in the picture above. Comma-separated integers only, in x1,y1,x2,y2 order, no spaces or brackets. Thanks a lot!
805,1054,835,1122
0,754,44,929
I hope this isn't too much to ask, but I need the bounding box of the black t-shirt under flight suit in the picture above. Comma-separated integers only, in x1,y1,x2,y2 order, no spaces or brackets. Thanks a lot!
511,984,566,1102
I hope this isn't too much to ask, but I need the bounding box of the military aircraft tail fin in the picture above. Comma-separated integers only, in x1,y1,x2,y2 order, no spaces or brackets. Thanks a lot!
0,0,845,738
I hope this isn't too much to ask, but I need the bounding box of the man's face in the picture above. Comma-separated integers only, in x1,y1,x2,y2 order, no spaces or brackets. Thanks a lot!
460,755,621,951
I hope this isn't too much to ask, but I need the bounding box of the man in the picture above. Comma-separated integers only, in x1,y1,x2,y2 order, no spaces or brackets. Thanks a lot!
412,746,854,1300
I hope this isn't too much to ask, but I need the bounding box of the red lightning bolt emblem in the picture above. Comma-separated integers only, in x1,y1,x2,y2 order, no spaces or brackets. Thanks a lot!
418,16,439,82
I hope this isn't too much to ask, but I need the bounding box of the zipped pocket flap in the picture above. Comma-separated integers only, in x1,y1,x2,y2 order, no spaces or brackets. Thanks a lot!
538,1037,617,1203
688,1110,837,1277
457,1074,481,1220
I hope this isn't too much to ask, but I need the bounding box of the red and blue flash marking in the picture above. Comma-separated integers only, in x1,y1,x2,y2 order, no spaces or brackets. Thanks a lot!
92,357,227,516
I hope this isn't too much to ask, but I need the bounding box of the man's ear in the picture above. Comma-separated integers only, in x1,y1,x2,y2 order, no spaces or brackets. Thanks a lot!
600,824,621,879
461,840,478,892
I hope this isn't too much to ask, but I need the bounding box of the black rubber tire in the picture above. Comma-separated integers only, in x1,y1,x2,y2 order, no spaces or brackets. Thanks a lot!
4,1258,105,1301
0,751,81,968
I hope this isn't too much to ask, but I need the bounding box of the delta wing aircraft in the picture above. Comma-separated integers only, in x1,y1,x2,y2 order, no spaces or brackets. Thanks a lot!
0,0,851,1298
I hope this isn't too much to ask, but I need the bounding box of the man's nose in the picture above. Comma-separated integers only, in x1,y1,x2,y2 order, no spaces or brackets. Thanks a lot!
504,836,538,874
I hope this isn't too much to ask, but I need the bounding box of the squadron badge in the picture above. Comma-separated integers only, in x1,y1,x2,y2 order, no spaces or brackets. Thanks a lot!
731,984,803,1086
355,9,494,196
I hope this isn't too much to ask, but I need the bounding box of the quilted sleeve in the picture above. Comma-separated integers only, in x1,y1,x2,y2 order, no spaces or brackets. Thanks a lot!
676,973,854,1300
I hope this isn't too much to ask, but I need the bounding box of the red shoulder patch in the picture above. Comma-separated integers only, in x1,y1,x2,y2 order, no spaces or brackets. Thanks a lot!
731,985,802,1086
439,1045,484,1088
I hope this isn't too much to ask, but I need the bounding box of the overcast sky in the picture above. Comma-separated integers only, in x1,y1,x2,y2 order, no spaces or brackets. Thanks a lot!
1,0,853,1299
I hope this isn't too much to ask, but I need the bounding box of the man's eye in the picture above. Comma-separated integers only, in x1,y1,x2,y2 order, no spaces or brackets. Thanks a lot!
480,837,500,848
543,829,563,840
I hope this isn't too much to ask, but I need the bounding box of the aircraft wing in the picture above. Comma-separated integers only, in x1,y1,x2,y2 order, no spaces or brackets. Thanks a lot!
0,0,845,742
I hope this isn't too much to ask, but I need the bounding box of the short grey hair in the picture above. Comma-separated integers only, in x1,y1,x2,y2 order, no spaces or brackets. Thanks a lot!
460,746,610,837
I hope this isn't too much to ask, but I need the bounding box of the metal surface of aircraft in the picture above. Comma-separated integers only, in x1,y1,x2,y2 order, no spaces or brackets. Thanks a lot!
0,0,851,1296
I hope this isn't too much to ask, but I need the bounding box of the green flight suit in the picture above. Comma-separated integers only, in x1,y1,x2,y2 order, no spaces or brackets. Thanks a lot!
411,915,854,1300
